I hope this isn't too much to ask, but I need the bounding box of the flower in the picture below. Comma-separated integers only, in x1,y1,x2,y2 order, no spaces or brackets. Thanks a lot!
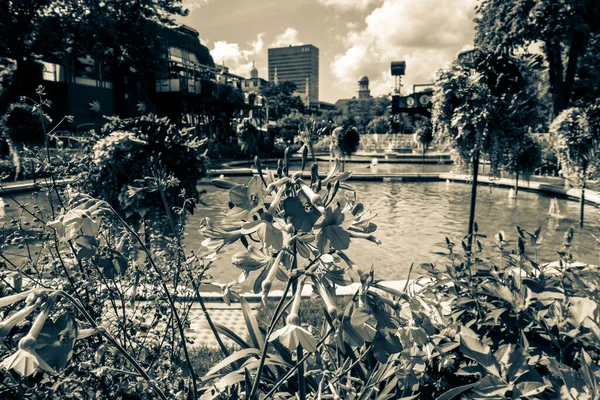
241,212,284,251
232,246,274,272
316,207,350,254
227,176,264,221
269,324,317,352
283,196,321,232
199,217,242,245
48,209,99,242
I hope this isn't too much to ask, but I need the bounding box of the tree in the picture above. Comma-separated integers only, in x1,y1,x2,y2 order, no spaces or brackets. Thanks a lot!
0,0,189,115
0,0,68,107
259,81,305,121
432,51,538,238
413,116,433,171
550,103,600,227
332,126,360,171
504,132,542,194
367,115,388,134
475,0,600,116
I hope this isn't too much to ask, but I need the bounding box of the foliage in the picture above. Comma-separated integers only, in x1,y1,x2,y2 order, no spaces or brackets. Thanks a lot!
432,51,539,174
276,113,312,143
236,120,275,158
85,114,208,220
1,92,600,400
259,82,305,121
414,116,434,153
504,132,542,182
332,126,361,158
550,104,600,188
1,103,50,146
475,0,600,115
367,115,389,134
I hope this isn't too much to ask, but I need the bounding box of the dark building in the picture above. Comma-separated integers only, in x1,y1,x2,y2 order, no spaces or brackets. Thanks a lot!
33,24,248,132
268,45,319,104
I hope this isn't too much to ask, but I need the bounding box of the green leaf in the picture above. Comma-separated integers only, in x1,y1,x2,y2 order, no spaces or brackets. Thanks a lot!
241,298,263,350
569,297,597,326
459,333,501,377
437,383,475,400
473,375,508,397
513,381,548,397
203,348,261,378
213,323,250,349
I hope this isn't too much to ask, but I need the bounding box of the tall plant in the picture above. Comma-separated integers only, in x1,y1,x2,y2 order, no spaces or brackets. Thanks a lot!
432,51,537,238
550,104,600,227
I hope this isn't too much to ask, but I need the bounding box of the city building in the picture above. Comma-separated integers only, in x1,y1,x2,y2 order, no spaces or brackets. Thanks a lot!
242,62,267,95
335,76,376,116
268,44,319,105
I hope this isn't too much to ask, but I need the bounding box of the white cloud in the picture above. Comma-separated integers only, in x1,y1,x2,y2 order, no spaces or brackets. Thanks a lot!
330,0,477,98
210,33,266,77
182,0,212,11
318,0,381,11
270,28,303,48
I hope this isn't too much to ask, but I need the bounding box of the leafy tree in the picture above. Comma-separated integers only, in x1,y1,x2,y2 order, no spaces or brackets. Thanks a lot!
332,126,360,171
550,103,600,227
0,102,51,180
276,113,312,143
475,0,600,115
504,132,542,194
0,0,68,105
367,115,388,134
413,116,433,170
432,51,538,238
259,81,305,121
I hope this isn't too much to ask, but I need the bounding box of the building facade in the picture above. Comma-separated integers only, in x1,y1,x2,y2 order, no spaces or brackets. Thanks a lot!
268,45,319,104
33,24,248,131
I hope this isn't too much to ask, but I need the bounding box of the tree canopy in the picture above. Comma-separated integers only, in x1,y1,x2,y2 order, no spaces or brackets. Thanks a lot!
259,81,305,121
475,0,600,115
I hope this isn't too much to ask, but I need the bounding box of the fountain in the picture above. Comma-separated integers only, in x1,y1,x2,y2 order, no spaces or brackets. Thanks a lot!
549,198,561,217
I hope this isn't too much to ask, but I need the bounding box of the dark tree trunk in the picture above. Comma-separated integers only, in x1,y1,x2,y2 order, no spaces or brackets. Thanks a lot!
515,170,519,195
580,184,585,228
468,152,480,239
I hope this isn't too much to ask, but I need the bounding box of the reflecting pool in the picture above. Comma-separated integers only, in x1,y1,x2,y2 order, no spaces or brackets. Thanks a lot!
2,179,599,290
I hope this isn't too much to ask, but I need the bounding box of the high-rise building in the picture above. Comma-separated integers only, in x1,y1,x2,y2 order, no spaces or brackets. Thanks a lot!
268,44,319,104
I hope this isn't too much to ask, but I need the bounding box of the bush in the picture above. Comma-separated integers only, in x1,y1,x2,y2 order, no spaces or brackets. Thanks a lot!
333,126,361,158
85,114,208,219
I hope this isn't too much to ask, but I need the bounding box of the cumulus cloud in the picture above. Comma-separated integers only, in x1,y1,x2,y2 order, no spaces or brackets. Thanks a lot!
270,28,303,48
318,0,381,11
330,0,477,97
210,33,265,77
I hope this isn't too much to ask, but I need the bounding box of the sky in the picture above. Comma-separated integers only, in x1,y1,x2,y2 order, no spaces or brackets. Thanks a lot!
180,0,477,103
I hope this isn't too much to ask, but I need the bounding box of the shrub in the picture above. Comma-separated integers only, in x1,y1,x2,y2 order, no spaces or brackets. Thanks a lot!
85,114,208,220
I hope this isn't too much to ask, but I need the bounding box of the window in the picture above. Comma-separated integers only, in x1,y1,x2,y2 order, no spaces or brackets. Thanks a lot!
245,81,249,87
73,56,112,88
253,80,258,87
42,62,64,82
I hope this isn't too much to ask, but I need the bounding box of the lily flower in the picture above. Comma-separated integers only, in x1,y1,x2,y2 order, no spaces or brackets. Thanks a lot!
227,176,264,220
315,207,350,254
241,212,284,251
232,246,274,272
199,217,242,245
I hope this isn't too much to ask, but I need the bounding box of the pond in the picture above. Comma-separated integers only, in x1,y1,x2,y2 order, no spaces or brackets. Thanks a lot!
1,179,599,291
187,178,600,288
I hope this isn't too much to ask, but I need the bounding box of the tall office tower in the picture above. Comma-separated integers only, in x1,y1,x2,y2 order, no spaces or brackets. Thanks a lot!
268,44,319,104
